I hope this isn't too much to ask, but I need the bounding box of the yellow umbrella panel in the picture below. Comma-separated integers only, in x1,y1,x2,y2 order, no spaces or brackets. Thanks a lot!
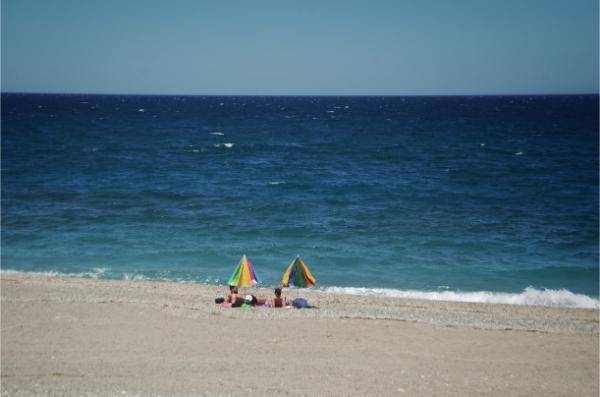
228,255,259,287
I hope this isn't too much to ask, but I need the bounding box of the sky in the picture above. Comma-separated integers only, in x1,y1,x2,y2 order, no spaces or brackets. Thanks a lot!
1,0,598,95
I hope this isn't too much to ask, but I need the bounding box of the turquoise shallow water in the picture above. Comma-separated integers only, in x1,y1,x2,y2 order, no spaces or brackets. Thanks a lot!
1,94,598,305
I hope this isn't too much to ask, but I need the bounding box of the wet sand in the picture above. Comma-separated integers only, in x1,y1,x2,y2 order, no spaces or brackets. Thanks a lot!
1,273,598,396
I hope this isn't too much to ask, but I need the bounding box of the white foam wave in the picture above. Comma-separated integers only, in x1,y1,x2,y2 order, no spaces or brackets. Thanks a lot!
322,286,599,309
515,151,524,156
2,269,62,277
3,269,596,309
210,132,225,136
1,269,204,286
84,267,109,279
123,273,149,281
1,267,110,280
213,143,234,148
268,181,285,185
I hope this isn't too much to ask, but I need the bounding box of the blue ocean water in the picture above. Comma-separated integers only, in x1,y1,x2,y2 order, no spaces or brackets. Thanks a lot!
2,94,598,305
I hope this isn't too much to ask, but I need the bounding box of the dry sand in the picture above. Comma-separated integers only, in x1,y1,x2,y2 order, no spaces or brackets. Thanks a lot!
1,273,598,396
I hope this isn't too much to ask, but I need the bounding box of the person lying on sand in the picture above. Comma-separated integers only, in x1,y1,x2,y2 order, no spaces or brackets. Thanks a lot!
216,288,290,308
239,289,289,308
243,295,274,307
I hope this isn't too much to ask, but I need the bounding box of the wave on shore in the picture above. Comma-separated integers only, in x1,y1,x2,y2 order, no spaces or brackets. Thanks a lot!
2,269,598,309
323,286,599,309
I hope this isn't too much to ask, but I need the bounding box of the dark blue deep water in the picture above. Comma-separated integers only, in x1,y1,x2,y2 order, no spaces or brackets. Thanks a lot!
2,94,598,304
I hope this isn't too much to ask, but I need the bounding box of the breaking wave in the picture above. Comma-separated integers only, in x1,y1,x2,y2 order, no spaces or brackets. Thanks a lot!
1,267,110,280
322,286,599,309
2,269,597,309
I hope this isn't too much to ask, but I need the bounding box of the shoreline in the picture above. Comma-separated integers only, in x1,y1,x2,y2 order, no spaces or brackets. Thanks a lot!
1,272,598,334
2,269,598,309
2,273,598,396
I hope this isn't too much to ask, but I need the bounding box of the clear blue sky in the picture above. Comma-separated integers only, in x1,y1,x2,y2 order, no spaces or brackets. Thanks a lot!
2,0,598,95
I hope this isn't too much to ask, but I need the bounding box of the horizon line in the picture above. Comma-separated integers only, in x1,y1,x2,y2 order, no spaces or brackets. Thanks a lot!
2,91,599,98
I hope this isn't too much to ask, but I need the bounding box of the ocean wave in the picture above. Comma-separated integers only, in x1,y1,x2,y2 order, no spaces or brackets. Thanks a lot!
2,269,597,308
321,286,599,309
1,267,110,280
0,269,218,286
213,143,234,148
123,273,149,281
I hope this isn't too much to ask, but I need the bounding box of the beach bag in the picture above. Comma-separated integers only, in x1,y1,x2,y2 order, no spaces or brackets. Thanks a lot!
292,298,309,309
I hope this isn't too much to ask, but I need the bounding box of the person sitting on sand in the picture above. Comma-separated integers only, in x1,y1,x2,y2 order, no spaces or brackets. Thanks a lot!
226,286,239,304
272,287,288,308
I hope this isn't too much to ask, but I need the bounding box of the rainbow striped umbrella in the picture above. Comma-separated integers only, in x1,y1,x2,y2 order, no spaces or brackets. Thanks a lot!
228,255,259,287
281,256,316,288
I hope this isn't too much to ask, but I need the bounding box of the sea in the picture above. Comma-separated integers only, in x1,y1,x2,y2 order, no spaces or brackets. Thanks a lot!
2,93,598,308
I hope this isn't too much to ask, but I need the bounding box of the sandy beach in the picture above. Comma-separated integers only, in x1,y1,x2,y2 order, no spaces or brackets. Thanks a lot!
1,273,598,396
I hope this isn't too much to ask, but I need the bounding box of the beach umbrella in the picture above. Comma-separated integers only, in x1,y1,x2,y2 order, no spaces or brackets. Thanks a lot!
281,255,316,288
228,255,259,287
